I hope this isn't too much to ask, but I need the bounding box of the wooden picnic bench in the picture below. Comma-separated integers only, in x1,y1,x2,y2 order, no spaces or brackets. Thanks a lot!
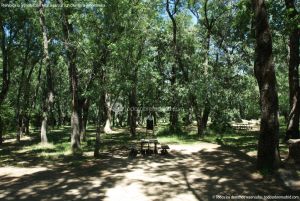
140,139,159,155
234,123,253,130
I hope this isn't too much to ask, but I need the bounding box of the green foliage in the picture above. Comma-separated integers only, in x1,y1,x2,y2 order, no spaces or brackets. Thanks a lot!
0,103,15,131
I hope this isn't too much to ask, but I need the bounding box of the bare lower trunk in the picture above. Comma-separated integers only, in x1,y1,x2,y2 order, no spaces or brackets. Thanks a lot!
129,89,137,137
201,105,210,130
81,98,89,141
94,97,102,157
127,107,131,126
40,114,48,143
94,129,101,157
170,95,179,131
78,100,83,135
56,99,63,127
104,93,112,133
71,109,80,151
196,114,204,136
24,115,29,135
285,0,300,140
17,116,23,143
190,94,204,136
252,0,281,170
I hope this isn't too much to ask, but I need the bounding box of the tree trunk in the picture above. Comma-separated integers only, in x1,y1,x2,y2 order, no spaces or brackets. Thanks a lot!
39,0,54,144
104,93,112,133
81,98,89,141
166,0,180,131
78,98,83,136
127,40,142,137
24,115,30,135
252,0,281,171
59,0,81,153
55,97,63,127
129,89,137,137
285,0,300,140
127,106,131,126
0,18,10,145
15,62,26,143
189,94,204,136
201,105,210,130
0,19,10,106
0,117,3,145
94,95,103,157
196,113,204,136
94,128,101,157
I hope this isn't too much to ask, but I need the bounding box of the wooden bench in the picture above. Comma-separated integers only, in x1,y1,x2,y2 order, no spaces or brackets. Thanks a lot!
160,144,170,154
234,123,253,130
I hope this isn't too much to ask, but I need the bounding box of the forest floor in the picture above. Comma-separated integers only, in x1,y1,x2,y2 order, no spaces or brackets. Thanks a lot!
0,125,299,200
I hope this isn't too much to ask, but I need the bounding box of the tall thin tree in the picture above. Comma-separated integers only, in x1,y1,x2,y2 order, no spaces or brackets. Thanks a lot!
285,0,300,140
166,0,180,131
39,0,54,144
0,17,10,144
58,0,81,153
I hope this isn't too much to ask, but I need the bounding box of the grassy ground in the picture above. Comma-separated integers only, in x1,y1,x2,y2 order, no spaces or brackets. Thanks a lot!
1,124,299,201
156,123,289,157
0,123,289,167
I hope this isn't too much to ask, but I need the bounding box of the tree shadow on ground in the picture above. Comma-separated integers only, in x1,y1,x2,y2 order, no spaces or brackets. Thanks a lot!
1,143,299,201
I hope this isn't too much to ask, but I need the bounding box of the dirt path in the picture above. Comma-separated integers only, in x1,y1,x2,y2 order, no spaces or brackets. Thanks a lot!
0,142,298,201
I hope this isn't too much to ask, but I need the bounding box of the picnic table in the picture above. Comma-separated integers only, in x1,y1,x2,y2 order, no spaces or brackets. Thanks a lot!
234,123,252,130
140,139,159,154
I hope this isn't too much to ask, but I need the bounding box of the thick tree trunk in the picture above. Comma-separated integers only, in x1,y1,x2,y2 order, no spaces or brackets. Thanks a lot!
39,0,54,144
252,0,281,170
285,0,300,140
60,0,81,153
69,76,81,153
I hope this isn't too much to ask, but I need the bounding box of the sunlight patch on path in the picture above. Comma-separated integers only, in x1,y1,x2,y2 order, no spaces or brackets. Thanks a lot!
0,166,47,178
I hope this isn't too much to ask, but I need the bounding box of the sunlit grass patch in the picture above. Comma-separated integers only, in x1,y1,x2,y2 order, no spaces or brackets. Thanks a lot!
158,135,200,144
